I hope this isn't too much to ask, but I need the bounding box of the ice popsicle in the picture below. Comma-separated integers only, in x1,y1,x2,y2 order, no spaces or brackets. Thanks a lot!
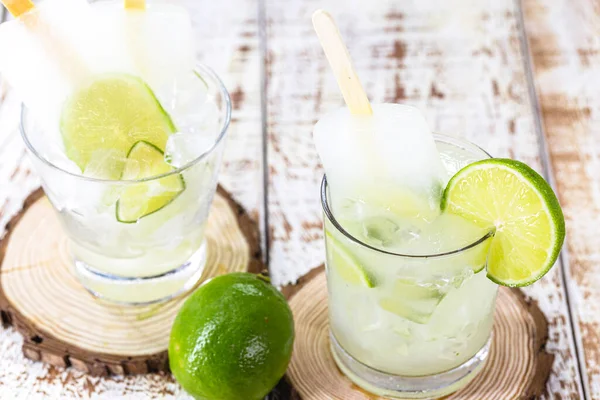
0,0,109,132
312,10,446,218
0,0,195,140
94,0,196,102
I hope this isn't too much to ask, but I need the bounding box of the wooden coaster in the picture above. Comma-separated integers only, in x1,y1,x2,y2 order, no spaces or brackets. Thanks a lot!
282,267,553,399
0,186,263,376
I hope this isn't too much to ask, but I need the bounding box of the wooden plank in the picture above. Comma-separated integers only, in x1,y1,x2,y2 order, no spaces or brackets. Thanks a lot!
522,0,600,397
0,0,263,397
264,0,583,397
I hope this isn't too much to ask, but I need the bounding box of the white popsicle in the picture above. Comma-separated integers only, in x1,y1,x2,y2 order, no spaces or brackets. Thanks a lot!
314,104,447,218
0,0,195,139
0,0,116,134
93,1,196,103
312,10,446,218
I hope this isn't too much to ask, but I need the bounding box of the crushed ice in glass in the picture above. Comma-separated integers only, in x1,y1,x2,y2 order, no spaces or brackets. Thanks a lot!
83,149,126,179
42,143,81,174
164,132,215,168
362,216,420,248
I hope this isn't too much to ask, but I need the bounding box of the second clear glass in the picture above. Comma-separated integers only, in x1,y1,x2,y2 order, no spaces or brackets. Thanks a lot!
21,63,231,305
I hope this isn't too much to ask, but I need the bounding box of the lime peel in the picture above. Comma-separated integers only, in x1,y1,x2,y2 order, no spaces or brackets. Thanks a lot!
442,158,565,287
168,272,294,400
116,141,185,224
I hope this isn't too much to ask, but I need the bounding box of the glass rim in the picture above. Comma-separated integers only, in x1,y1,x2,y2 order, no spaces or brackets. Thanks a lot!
320,133,495,259
20,63,232,184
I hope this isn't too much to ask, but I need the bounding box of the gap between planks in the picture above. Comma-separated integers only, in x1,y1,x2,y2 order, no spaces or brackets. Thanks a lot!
514,0,588,397
258,0,270,270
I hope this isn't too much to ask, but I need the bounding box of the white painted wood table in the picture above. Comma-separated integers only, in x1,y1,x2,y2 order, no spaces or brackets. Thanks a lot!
0,0,596,398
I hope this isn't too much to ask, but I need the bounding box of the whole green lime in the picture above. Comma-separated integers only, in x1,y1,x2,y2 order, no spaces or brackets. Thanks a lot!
169,272,295,400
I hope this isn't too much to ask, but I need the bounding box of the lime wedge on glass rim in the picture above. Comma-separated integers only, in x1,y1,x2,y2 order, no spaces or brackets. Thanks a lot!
441,158,565,287
60,73,176,170
116,141,185,223
325,231,375,288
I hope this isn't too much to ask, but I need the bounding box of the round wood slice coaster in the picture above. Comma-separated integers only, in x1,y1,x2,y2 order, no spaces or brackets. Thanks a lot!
0,186,263,376
282,267,554,400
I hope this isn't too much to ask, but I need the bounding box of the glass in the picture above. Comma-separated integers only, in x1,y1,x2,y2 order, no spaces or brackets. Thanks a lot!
21,63,231,305
321,134,498,399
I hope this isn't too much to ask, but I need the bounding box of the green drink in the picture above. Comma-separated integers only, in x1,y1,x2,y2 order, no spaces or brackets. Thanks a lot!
317,126,564,398
322,135,496,398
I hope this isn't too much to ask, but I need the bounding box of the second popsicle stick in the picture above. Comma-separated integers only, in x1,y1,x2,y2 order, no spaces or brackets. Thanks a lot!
1,0,35,18
312,9,372,115
124,0,145,10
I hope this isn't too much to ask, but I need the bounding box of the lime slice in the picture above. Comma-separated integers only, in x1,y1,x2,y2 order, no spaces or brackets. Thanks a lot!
379,279,445,324
116,141,185,223
325,231,375,288
442,158,565,287
61,74,176,170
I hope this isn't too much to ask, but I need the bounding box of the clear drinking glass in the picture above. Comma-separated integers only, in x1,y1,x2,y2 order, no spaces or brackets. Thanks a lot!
21,64,231,305
321,134,498,399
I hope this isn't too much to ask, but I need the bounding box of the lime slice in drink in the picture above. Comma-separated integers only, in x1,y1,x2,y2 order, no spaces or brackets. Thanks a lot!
442,158,565,287
116,141,185,223
325,231,375,288
61,74,176,170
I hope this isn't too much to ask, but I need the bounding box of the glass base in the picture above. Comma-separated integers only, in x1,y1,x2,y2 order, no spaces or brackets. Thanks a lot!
330,332,490,399
74,242,207,306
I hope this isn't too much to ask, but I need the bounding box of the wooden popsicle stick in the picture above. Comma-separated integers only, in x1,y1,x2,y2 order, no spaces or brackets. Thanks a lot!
1,0,35,18
312,9,372,115
124,0,145,10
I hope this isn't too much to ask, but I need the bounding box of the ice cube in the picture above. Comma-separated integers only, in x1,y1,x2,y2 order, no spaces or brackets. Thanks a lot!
41,143,81,174
379,279,446,324
450,267,475,289
167,72,220,138
363,216,400,243
83,149,127,180
422,213,489,253
164,132,214,168
177,99,220,137
36,145,121,214
362,216,421,249
171,71,209,111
